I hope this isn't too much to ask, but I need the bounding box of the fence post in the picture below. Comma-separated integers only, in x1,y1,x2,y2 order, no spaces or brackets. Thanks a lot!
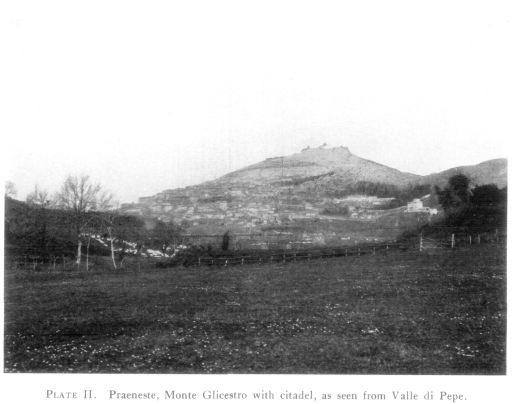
469,235,472,245
373,247,376,255
477,234,481,244
419,233,423,252
225,259,228,267
345,248,348,257
451,234,455,249
357,247,360,256
198,257,201,266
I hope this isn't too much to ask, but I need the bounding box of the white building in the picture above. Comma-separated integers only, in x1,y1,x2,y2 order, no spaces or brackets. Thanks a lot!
407,199,424,212
407,199,438,215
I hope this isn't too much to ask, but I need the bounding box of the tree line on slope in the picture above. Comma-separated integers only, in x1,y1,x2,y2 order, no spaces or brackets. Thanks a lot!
326,182,432,205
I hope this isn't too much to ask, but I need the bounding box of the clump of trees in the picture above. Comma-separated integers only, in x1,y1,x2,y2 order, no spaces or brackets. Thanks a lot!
434,174,506,231
320,205,350,216
276,171,335,187
5,183,76,260
435,174,471,214
148,220,185,255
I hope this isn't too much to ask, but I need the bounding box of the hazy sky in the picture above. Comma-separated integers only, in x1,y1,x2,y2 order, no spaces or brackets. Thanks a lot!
2,0,511,203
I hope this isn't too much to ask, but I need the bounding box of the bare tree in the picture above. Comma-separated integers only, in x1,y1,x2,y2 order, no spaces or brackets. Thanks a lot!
26,185,50,206
82,214,103,272
101,211,119,270
5,181,17,198
100,209,144,270
55,175,112,266
26,185,52,259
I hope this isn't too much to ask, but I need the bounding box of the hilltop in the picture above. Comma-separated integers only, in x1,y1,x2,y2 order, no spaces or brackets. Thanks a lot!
216,145,420,188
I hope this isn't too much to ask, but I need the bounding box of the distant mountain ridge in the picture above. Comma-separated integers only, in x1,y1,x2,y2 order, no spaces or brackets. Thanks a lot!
419,158,507,189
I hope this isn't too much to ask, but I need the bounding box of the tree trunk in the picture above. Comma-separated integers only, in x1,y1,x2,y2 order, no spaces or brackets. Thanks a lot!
86,236,91,271
76,238,82,265
118,248,126,269
107,227,117,270
136,243,143,273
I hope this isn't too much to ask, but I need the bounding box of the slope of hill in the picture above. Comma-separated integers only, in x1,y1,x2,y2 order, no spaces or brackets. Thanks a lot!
217,145,420,187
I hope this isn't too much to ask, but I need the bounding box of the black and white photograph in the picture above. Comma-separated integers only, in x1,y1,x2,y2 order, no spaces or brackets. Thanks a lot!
1,0,510,402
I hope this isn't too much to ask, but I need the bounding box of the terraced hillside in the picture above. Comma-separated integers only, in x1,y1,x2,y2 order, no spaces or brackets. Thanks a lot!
121,145,506,248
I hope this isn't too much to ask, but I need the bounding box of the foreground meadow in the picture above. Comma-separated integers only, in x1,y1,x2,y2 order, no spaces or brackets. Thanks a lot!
4,244,506,374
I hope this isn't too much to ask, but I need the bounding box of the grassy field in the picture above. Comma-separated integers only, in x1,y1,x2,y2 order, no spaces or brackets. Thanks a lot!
4,243,506,374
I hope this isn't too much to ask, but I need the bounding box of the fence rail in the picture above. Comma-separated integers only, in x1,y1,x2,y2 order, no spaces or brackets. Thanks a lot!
6,228,505,271
191,228,505,267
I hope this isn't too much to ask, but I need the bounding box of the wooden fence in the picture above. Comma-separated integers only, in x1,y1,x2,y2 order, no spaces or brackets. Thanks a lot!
192,228,505,267
6,228,505,271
